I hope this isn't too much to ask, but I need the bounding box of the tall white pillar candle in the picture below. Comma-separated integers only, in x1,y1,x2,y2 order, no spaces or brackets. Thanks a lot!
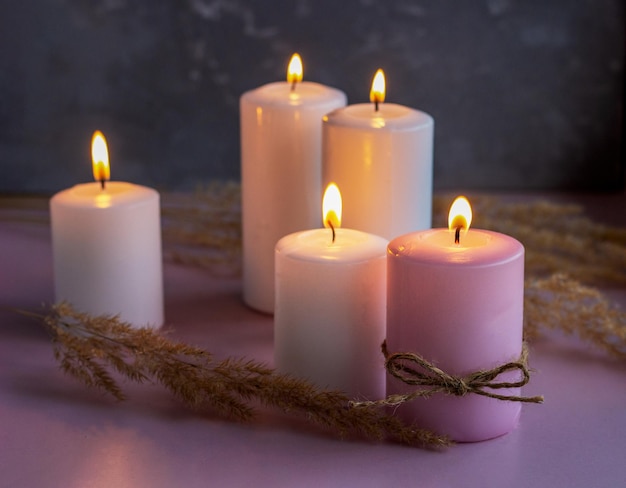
386,197,525,441
241,54,347,313
322,69,433,240
274,184,387,399
50,132,164,328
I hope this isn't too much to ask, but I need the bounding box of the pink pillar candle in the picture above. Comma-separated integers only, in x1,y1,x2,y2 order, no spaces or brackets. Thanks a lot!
386,202,525,442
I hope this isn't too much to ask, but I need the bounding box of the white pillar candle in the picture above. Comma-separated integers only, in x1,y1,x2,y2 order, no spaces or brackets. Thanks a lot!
274,184,387,399
386,197,525,442
50,131,164,328
240,53,347,314
322,69,434,240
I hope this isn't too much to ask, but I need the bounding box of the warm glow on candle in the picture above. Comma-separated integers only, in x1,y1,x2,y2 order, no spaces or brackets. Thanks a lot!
91,130,110,184
448,196,472,243
369,69,386,106
323,182,342,230
287,53,303,85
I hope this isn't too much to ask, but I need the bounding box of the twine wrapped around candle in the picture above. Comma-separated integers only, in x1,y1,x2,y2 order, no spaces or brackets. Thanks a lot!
351,341,544,409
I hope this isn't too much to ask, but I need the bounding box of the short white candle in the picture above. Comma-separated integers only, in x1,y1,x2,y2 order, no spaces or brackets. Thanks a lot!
274,184,387,399
240,53,347,314
322,69,434,239
50,131,164,328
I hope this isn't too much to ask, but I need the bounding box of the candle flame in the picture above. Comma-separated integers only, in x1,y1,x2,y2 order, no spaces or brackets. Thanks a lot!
448,196,472,233
91,130,110,183
323,182,342,230
287,53,303,85
370,69,386,105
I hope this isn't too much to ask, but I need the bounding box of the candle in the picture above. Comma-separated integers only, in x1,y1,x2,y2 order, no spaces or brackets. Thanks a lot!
386,196,525,442
50,131,164,328
274,184,387,399
322,69,434,240
241,53,347,313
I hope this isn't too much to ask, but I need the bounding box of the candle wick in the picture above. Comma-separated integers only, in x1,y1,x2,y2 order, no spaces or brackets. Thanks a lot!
454,227,461,244
100,179,106,190
374,100,379,112
291,80,297,92
328,220,336,243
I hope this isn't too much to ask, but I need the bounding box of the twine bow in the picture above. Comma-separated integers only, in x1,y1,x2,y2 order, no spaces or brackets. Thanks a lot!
351,341,544,409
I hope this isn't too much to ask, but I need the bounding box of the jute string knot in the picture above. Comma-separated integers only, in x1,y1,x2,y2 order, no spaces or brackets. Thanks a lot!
350,341,544,409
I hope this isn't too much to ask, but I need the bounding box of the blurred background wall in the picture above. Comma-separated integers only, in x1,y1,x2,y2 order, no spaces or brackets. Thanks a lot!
1,0,624,194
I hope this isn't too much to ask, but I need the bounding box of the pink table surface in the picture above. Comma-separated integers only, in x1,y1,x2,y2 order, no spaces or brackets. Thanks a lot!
1,192,625,488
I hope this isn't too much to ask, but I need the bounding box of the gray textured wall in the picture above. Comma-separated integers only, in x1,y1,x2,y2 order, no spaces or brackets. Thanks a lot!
1,0,624,194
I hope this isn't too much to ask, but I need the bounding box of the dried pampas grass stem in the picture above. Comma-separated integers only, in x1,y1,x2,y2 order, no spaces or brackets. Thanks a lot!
21,303,450,450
